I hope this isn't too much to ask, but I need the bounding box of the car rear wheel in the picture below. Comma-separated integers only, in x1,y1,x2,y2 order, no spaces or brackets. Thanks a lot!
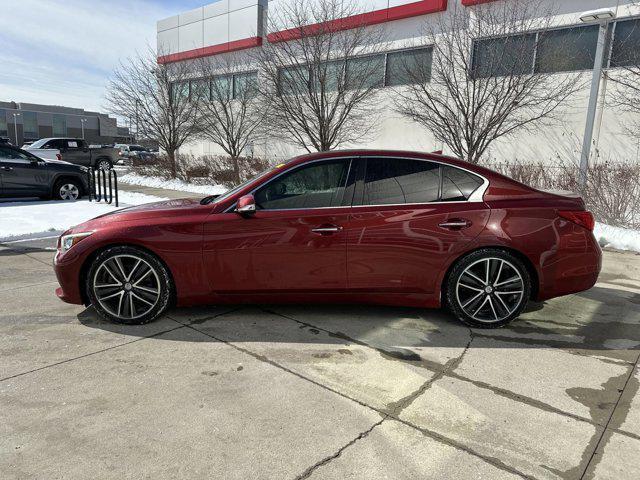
446,249,531,328
97,159,112,171
87,246,172,325
54,179,82,200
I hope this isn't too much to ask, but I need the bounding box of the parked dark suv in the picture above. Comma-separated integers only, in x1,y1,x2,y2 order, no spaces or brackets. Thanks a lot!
0,144,89,200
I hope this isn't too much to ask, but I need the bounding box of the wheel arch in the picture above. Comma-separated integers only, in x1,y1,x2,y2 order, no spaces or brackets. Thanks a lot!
439,245,540,304
78,242,176,306
52,174,85,196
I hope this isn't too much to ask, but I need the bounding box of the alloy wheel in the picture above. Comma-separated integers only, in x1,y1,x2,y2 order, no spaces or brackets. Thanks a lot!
455,257,525,324
59,183,80,200
92,254,161,321
98,160,111,171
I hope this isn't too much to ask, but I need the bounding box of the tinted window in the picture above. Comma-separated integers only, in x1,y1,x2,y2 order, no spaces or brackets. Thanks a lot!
52,114,66,136
255,160,350,210
66,139,80,149
346,55,385,89
0,109,7,136
386,47,433,86
44,139,65,149
611,18,640,67
0,147,31,161
441,166,483,201
233,72,258,99
363,158,440,205
23,111,38,138
473,34,536,78
536,26,598,73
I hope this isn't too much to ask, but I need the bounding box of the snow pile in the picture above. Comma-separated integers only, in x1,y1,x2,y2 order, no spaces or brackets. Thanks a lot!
0,191,166,241
594,223,640,253
119,172,228,196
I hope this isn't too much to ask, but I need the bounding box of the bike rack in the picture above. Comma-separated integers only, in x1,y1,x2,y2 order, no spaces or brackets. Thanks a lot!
88,167,119,207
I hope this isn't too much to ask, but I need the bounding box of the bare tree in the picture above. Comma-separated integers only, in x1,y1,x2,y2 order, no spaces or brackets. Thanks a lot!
196,54,266,182
257,0,385,152
395,0,584,164
105,49,201,178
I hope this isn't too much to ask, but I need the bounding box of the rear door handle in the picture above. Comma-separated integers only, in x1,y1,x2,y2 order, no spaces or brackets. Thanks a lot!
439,219,472,230
311,225,343,235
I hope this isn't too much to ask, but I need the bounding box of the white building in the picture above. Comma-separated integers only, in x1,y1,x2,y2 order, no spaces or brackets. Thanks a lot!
157,0,640,164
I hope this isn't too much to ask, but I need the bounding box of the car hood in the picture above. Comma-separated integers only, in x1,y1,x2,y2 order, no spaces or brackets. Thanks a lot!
74,198,206,229
43,158,74,166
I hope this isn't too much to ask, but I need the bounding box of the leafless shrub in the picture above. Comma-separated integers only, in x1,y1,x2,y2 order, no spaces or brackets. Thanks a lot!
132,153,272,187
487,160,640,229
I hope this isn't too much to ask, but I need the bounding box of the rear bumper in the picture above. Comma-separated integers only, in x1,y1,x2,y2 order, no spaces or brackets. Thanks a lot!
536,228,602,301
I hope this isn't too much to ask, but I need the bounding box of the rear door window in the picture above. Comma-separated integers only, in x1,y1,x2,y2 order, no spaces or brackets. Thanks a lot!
363,158,440,205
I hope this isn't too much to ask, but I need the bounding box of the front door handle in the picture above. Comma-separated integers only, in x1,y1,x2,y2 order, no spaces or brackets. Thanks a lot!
1,166,13,171
311,225,343,235
439,219,472,230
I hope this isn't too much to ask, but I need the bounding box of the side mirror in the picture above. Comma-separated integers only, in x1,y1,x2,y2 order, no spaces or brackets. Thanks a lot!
236,194,256,216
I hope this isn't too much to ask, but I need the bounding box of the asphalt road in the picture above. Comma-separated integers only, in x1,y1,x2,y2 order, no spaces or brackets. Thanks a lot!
1,237,639,480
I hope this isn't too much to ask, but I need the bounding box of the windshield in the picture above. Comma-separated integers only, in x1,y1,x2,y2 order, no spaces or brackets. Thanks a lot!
28,139,47,149
201,167,276,205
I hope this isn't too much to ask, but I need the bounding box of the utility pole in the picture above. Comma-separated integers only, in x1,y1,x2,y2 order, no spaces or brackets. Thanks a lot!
578,8,616,188
80,118,87,139
12,113,21,145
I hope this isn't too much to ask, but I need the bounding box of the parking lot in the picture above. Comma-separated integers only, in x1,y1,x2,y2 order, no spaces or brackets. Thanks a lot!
1,238,639,480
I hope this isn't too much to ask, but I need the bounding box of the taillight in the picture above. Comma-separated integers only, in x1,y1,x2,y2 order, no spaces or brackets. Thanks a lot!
56,153,62,160
558,210,595,231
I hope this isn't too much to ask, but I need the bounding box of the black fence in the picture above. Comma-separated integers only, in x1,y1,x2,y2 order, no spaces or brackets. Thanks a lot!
88,167,119,207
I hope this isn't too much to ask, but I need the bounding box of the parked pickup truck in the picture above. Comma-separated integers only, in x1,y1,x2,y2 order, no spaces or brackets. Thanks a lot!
24,138,118,170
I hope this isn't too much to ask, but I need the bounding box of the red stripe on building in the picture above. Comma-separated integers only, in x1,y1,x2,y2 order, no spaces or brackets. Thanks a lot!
461,0,498,5
267,0,448,43
158,36,263,64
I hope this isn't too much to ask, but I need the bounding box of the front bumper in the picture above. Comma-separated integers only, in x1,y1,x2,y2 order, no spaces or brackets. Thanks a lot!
53,249,85,305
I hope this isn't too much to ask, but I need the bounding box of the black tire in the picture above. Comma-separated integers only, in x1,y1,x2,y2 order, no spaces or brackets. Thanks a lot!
96,159,113,171
86,246,173,325
53,178,82,200
446,249,531,329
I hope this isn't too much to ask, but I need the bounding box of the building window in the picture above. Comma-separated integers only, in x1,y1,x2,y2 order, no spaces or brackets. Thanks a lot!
346,55,385,89
535,25,599,73
191,78,211,101
233,72,258,99
278,65,310,95
611,18,640,67
172,82,190,101
22,112,38,139
0,110,7,137
52,114,67,136
472,34,536,78
385,47,434,86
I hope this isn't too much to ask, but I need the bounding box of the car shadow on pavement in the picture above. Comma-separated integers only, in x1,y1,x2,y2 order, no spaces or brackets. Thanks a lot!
77,285,640,355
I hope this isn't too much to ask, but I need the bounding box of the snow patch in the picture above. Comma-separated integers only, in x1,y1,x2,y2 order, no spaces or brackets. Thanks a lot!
119,172,228,196
0,191,166,241
594,222,640,254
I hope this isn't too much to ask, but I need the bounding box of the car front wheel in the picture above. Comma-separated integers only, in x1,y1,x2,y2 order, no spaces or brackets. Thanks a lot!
97,159,113,171
86,246,172,324
446,249,531,329
54,179,82,200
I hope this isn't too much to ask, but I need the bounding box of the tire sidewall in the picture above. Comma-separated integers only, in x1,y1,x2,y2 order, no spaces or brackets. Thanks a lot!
446,249,531,329
54,179,82,201
86,246,172,325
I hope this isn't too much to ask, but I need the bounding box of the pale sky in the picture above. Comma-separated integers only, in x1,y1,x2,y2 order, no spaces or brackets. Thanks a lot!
1,0,206,112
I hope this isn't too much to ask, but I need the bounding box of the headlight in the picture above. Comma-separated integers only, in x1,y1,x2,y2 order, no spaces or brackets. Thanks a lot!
59,232,93,252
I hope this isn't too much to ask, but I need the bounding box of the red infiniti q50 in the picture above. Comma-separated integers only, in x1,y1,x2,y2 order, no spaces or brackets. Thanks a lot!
53,150,601,328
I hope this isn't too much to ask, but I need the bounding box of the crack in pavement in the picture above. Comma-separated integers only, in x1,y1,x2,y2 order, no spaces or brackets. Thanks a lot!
578,353,640,479
173,311,533,480
293,418,386,480
261,308,632,434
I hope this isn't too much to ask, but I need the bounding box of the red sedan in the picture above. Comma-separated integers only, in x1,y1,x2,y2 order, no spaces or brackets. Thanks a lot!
53,150,601,328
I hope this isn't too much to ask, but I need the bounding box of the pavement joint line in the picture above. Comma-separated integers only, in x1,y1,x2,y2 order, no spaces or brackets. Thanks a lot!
578,352,640,479
261,308,612,429
3,280,59,293
0,323,185,383
293,418,387,480
174,313,533,480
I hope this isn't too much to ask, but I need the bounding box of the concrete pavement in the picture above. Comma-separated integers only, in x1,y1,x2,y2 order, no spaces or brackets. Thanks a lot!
0,241,638,480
